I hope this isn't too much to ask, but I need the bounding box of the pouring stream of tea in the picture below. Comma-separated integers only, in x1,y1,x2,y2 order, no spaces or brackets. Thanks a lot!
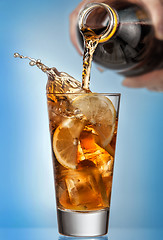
81,27,100,91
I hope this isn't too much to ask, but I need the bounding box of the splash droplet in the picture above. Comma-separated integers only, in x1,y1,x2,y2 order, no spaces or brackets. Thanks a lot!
29,61,36,66
14,53,20,58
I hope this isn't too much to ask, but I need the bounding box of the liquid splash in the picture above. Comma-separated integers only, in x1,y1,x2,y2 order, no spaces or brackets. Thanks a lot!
14,52,84,95
14,52,59,78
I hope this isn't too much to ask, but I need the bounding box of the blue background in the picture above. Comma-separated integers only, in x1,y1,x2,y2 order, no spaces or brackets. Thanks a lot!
0,0,163,239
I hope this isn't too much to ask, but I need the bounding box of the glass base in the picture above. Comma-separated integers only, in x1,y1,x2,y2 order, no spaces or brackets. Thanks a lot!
57,208,109,237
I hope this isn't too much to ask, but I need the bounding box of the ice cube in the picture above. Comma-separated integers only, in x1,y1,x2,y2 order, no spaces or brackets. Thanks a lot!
65,168,106,209
79,130,111,167
77,130,114,206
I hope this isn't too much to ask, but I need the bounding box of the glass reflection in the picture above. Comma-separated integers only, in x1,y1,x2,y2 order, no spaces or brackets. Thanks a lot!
58,236,108,240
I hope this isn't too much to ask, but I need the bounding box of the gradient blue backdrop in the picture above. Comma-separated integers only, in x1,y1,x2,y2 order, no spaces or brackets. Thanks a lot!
0,0,163,238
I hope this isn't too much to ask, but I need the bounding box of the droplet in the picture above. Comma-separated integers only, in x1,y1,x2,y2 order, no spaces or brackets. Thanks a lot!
36,64,42,69
42,67,47,72
13,52,51,75
14,53,20,58
73,138,78,146
74,109,80,115
29,61,36,66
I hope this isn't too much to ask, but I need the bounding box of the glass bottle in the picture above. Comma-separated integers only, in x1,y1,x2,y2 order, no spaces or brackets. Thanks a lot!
77,2,163,77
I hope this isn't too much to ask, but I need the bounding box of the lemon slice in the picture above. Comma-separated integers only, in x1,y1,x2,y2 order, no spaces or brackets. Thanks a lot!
53,119,84,169
72,94,116,147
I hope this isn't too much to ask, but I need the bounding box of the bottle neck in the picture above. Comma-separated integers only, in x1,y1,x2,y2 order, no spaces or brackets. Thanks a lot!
78,3,119,43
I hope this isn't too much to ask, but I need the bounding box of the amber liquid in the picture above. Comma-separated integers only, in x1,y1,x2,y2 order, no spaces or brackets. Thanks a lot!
46,24,118,211
14,39,118,212
81,27,100,91
47,90,118,211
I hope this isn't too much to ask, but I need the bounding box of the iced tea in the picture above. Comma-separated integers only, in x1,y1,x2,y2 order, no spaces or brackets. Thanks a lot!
47,78,119,211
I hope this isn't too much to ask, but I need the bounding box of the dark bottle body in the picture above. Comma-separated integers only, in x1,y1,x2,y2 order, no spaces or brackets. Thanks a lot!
78,2,163,77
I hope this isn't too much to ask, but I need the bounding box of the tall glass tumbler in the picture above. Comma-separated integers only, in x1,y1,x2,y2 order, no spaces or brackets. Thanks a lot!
47,92,120,237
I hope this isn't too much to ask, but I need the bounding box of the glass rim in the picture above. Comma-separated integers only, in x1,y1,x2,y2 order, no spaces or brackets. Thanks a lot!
46,92,121,97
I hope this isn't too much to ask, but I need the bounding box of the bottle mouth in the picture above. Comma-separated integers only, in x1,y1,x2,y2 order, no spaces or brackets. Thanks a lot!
78,3,118,43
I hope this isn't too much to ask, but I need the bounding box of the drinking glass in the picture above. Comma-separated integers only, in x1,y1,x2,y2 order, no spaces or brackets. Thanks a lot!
46,92,120,237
